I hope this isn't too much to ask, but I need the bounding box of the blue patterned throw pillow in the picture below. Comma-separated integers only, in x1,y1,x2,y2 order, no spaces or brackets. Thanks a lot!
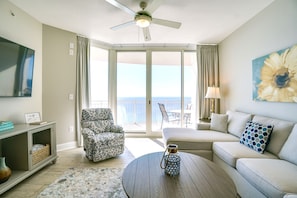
240,121,273,153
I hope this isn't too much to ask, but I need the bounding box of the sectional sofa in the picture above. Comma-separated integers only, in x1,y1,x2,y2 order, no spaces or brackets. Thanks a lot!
162,110,297,198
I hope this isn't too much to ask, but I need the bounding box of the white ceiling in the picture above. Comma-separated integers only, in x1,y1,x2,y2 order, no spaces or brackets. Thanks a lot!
9,0,274,45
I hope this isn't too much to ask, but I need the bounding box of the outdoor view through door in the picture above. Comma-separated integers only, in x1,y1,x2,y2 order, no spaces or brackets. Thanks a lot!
152,51,182,131
117,52,147,132
90,46,108,108
90,46,197,135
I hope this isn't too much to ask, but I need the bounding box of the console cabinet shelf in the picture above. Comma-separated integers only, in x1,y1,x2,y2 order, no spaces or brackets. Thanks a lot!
0,122,57,195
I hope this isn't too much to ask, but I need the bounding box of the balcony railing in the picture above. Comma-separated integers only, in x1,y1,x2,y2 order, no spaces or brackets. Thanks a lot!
91,97,191,131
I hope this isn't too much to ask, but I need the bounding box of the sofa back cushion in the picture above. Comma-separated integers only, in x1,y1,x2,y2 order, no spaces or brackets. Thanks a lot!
81,108,115,133
252,115,294,156
210,113,228,133
81,108,114,122
226,110,252,137
279,124,297,165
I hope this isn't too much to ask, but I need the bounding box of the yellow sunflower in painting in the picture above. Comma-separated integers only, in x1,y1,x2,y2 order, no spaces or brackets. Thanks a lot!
257,45,297,102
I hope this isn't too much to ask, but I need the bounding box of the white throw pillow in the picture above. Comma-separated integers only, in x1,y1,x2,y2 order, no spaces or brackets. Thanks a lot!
226,110,252,137
210,113,228,133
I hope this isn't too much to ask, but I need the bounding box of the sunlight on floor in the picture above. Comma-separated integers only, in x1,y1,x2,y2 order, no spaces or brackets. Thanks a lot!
125,138,165,158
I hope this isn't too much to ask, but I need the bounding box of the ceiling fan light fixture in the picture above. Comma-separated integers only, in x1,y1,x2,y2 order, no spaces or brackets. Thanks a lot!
135,14,152,28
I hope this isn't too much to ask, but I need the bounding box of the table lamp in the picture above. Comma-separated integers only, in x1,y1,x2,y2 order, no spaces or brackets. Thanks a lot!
205,86,221,114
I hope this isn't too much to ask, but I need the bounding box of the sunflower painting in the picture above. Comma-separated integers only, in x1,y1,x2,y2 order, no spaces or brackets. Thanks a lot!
253,45,297,103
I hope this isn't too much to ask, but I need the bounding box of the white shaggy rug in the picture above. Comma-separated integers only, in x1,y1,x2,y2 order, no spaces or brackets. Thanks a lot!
38,167,127,198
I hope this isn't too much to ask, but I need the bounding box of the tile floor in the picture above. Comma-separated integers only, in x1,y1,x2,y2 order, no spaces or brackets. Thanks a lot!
1,138,164,198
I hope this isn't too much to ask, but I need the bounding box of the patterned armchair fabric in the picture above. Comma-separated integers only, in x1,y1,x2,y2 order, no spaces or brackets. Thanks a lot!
81,108,125,162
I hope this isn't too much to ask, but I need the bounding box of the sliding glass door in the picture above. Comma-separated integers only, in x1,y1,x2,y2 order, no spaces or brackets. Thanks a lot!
151,52,182,131
90,45,197,135
117,52,147,132
151,51,196,131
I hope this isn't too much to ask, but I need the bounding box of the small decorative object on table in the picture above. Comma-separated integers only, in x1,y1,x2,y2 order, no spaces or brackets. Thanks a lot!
160,144,181,176
25,112,47,125
0,121,14,132
0,157,12,184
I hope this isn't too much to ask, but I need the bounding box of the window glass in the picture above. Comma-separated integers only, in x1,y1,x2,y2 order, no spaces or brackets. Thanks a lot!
117,52,146,131
90,46,108,107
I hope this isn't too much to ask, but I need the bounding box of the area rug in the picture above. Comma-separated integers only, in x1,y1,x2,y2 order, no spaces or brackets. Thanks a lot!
38,167,127,198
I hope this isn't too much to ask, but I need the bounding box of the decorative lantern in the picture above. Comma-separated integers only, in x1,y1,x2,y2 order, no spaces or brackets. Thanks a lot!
160,144,181,176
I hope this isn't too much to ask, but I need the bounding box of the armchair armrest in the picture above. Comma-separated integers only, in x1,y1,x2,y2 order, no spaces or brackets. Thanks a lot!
81,128,96,151
197,123,211,130
81,128,95,138
110,125,124,133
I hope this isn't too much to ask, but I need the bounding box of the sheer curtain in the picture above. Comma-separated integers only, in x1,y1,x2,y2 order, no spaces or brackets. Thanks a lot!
75,36,90,147
196,45,220,120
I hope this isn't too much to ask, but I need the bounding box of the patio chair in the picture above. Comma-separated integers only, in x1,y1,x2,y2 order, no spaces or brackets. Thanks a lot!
81,108,125,162
184,103,192,127
158,103,180,129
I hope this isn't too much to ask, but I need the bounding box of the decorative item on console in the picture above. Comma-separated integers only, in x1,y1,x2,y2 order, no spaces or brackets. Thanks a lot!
0,121,14,132
0,157,11,184
160,144,180,176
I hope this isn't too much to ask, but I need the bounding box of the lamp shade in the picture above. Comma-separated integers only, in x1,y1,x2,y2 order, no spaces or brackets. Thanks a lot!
205,87,221,99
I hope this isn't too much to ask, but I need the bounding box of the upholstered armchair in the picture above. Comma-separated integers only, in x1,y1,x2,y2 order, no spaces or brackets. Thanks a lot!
81,108,125,162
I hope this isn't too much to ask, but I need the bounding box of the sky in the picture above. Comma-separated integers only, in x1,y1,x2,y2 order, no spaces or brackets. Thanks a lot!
90,49,196,100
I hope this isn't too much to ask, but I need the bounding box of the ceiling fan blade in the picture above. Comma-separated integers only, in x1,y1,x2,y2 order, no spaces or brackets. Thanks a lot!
105,0,135,16
152,18,181,29
111,21,135,30
143,27,151,41
145,0,164,14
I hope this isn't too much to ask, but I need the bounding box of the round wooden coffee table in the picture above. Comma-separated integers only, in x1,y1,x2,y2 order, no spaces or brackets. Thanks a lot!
122,152,237,198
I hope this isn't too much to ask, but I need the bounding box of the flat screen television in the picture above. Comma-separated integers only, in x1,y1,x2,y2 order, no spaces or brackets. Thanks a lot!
0,36,35,97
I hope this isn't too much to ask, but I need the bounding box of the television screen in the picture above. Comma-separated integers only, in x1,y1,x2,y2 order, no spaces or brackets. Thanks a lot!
0,36,35,97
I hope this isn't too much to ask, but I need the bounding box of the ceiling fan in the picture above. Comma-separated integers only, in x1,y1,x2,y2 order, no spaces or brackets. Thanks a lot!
105,0,182,41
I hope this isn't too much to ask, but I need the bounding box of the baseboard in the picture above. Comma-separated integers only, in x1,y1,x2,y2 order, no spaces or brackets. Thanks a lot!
57,141,78,152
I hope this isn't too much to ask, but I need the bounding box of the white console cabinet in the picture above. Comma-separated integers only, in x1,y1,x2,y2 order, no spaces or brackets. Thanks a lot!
0,122,57,195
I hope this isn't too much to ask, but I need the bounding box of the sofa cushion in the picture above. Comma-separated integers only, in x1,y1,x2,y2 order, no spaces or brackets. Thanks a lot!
237,159,297,197
210,113,228,133
239,121,273,153
162,128,239,151
252,115,294,155
213,142,277,167
226,110,252,137
279,124,297,165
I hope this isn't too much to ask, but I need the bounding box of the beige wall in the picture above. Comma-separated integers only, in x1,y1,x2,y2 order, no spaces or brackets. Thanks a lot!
219,0,297,122
42,25,77,148
0,0,42,123
0,2,76,148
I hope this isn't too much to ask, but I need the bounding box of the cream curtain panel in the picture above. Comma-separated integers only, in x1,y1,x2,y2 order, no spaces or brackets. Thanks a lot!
75,36,90,147
196,45,220,119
